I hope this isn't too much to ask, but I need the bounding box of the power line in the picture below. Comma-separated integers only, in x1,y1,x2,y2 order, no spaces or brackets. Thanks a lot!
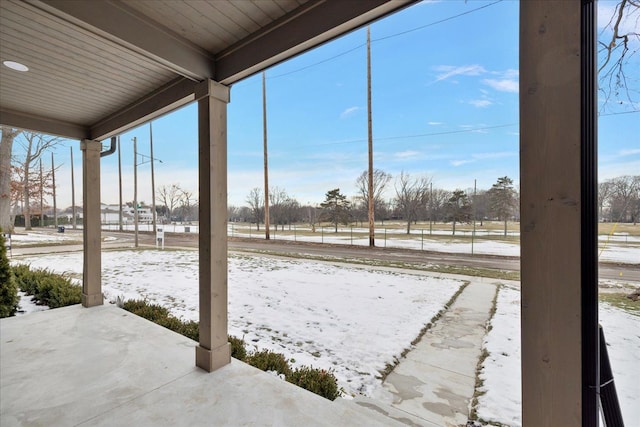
599,110,640,116
310,123,518,147
238,0,506,85
373,0,504,43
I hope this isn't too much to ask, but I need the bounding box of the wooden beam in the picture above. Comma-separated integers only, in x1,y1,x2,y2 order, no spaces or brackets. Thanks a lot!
215,0,418,84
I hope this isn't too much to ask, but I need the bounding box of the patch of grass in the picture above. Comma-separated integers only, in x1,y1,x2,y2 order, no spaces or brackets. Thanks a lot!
599,292,640,313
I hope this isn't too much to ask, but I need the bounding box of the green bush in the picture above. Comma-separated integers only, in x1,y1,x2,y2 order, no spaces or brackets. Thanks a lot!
11,264,80,309
246,350,292,377
122,299,242,357
120,299,341,400
228,335,247,361
0,232,19,318
287,366,340,401
122,300,171,323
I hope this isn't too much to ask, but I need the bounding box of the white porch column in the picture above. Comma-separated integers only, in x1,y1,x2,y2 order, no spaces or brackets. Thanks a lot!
195,79,231,372
80,140,103,307
520,1,598,426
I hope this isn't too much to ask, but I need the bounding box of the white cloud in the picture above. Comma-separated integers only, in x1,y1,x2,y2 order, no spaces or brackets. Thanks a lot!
618,148,640,157
468,99,493,108
482,78,519,93
394,150,420,159
450,151,517,167
433,64,486,82
428,121,443,126
340,106,361,119
450,159,474,167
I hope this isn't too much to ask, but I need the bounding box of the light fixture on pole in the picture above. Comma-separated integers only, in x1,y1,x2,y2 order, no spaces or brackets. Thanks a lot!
133,136,163,248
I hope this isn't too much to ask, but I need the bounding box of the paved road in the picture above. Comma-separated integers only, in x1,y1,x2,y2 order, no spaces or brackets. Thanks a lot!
12,229,640,283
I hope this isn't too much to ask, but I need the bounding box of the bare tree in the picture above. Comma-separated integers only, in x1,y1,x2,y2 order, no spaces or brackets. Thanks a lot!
13,132,61,230
157,184,182,222
598,0,640,111
178,189,195,222
246,187,264,231
0,127,19,232
355,169,391,224
394,172,430,234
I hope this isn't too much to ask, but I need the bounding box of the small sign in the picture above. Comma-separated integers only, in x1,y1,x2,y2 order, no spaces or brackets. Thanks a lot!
156,228,164,250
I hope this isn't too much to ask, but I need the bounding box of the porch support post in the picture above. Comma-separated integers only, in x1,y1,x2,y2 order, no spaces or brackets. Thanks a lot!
520,1,598,426
80,139,103,307
195,79,231,372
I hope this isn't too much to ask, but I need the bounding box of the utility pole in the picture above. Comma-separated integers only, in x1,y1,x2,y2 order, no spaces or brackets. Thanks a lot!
262,71,270,240
133,137,139,248
367,26,375,247
150,122,157,233
118,136,123,231
39,158,43,227
472,179,477,256
51,152,57,227
71,146,76,229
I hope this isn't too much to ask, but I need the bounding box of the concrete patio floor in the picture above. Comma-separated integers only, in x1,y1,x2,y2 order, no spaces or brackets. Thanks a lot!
1,304,405,426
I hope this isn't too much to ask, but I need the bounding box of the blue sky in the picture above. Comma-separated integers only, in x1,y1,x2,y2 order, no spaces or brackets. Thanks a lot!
22,0,639,209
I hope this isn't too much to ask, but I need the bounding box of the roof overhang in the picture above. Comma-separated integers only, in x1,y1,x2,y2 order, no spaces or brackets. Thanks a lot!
0,0,418,141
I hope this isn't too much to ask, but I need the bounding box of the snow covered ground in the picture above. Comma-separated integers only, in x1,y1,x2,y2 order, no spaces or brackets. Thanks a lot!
13,249,463,397
7,227,638,264
477,285,639,426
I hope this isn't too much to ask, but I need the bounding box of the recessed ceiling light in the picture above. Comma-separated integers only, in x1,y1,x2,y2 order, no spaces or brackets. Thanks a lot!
3,61,29,72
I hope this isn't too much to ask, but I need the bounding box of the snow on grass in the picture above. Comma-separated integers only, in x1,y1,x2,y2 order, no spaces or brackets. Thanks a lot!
14,249,463,397
477,286,640,426
8,230,78,246
476,286,522,426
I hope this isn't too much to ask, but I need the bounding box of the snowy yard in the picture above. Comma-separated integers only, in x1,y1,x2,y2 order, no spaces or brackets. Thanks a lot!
12,246,638,424
14,249,463,397
477,285,640,426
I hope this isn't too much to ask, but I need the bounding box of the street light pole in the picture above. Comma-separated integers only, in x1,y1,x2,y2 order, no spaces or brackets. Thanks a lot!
133,137,138,248
150,122,157,233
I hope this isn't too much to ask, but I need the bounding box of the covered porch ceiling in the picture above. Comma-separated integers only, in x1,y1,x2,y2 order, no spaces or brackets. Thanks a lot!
0,0,417,141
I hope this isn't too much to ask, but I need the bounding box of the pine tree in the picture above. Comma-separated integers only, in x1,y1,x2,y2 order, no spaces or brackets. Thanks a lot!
488,176,517,236
320,189,350,233
0,231,19,318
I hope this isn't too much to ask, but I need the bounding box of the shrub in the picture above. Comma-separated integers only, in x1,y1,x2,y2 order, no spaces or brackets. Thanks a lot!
246,350,292,377
287,366,340,401
11,264,80,309
0,232,19,318
122,299,244,358
122,300,171,323
120,300,340,400
228,335,247,361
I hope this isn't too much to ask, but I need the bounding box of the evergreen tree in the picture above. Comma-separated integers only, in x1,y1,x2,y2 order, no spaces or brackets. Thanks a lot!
320,189,350,233
0,231,19,318
445,190,472,235
488,176,517,236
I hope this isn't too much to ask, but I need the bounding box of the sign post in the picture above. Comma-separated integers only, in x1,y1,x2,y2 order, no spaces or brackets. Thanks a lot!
156,227,165,250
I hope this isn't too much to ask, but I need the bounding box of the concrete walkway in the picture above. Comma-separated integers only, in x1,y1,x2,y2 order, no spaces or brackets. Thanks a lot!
360,281,499,427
